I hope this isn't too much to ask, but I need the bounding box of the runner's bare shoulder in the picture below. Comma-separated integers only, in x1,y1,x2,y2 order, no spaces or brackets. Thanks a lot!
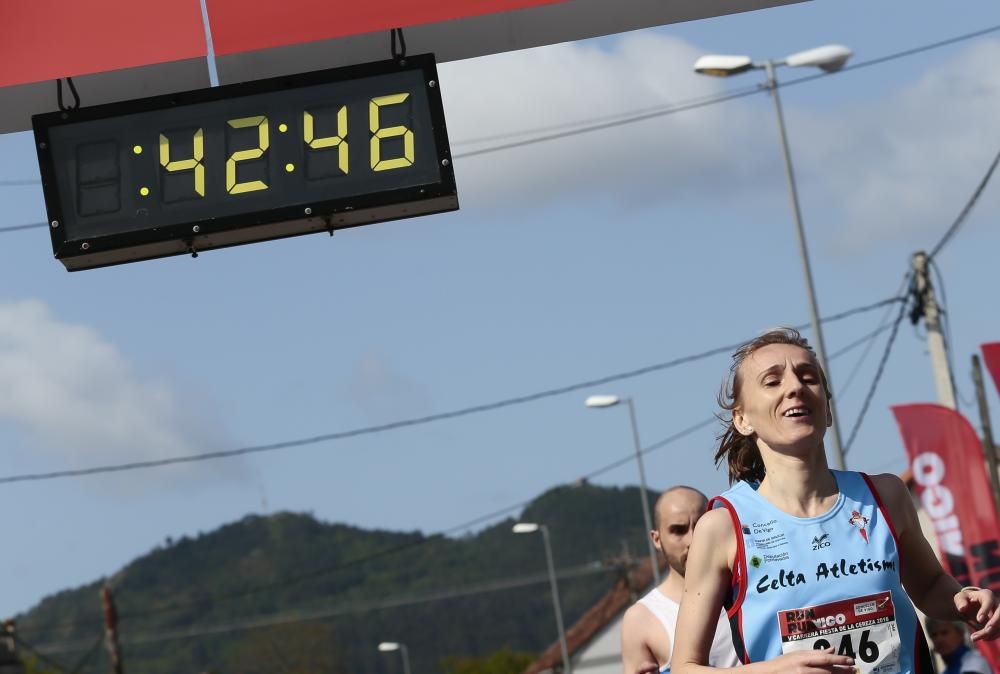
692,508,737,569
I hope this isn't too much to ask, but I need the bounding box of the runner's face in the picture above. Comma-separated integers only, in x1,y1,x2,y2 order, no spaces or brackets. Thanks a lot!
651,490,705,577
734,344,830,454
929,624,964,655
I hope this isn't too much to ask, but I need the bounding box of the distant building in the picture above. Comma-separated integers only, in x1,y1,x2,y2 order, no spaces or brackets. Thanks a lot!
522,557,661,674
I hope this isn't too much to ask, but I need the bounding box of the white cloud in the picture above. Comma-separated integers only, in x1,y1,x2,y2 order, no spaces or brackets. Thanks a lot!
0,299,232,483
342,352,433,423
440,32,772,209
795,39,1000,251
440,32,1000,250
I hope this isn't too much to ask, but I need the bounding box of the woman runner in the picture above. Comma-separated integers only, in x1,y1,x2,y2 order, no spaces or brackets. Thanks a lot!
668,328,999,674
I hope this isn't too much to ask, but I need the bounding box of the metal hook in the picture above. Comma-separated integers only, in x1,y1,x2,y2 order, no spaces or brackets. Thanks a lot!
56,78,81,112
390,28,407,61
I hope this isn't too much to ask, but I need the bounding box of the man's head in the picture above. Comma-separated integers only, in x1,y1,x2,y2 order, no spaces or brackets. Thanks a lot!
650,486,708,577
927,619,967,656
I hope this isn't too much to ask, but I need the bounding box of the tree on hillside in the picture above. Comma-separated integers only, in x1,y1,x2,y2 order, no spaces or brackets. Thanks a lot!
227,622,347,674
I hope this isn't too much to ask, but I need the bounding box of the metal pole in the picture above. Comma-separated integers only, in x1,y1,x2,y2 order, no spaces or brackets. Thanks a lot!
764,60,846,470
100,586,124,674
541,525,571,674
972,355,1000,519
400,644,412,674
625,398,660,585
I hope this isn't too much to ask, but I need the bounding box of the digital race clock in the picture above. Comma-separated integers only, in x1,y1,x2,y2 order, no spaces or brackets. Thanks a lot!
33,55,457,271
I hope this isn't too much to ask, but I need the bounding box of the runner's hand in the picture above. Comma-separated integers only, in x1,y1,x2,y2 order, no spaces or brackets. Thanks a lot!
955,587,1000,641
764,648,856,674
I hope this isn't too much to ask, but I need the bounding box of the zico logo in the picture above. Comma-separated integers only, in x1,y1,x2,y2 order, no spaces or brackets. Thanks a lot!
812,534,831,550
912,452,962,556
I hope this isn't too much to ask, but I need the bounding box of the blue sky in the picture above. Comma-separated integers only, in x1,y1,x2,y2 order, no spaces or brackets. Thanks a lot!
2,0,1000,619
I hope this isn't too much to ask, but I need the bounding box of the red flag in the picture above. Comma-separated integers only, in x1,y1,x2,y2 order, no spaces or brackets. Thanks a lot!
893,404,1000,672
984,343,1000,397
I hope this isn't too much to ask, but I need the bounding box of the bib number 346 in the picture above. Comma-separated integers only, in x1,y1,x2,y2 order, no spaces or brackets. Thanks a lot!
777,592,901,674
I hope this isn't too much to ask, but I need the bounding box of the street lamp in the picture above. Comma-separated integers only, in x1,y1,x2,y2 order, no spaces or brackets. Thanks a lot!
378,642,412,674
585,395,660,585
513,522,571,674
693,44,852,471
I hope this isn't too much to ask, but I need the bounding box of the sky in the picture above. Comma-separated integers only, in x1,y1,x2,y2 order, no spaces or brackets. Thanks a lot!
2,0,1000,622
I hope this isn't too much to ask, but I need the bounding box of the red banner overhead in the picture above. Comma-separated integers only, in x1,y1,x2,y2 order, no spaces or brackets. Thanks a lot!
0,0,206,87
0,0,209,134
1,0,800,133
206,0,568,56
893,403,1000,672
984,343,1000,397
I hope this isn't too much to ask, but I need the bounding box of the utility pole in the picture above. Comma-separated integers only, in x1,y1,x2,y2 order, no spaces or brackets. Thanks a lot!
972,355,1000,518
101,586,124,674
911,252,957,409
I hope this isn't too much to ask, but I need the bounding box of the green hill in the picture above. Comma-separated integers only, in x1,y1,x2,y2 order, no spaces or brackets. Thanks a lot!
16,483,659,674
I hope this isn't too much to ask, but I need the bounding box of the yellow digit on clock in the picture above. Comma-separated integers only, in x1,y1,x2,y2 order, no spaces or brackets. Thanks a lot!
304,106,348,174
369,93,414,171
159,129,205,196
226,116,270,194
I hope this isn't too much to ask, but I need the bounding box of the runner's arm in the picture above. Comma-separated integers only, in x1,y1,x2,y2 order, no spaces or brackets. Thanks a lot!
671,508,738,674
870,473,1000,640
671,509,856,674
622,604,664,674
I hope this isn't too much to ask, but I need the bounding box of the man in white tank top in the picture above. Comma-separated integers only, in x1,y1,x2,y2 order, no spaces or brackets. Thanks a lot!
621,486,741,674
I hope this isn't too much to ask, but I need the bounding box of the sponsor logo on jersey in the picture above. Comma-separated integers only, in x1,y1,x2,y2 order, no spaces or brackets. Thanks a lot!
812,533,831,550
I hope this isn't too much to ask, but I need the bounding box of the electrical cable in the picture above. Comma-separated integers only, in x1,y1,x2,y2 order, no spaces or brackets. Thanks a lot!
928,146,1000,258
452,25,1000,160
837,273,912,398
19,313,898,640
34,561,613,654
844,275,914,454
10,631,69,673
0,296,901,486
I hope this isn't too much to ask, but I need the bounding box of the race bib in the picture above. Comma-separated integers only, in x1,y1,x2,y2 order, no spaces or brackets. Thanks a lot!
778,592,902,674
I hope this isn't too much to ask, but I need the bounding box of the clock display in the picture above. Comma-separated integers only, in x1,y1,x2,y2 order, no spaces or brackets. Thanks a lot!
33,55,457,270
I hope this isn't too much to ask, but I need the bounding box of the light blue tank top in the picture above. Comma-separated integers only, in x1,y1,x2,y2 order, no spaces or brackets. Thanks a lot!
711,470,933,674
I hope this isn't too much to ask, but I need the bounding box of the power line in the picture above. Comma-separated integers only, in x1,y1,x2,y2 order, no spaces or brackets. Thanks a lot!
451,85,762,147
928,145,1000,258
844,276,914,454
35,561,614,654
0,296,900,486
19,314,897,640
451,25,1000,160
0,220,46,233
837,273,913,397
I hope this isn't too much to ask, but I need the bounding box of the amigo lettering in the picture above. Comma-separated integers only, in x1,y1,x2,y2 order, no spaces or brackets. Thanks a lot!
912,451,963,556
